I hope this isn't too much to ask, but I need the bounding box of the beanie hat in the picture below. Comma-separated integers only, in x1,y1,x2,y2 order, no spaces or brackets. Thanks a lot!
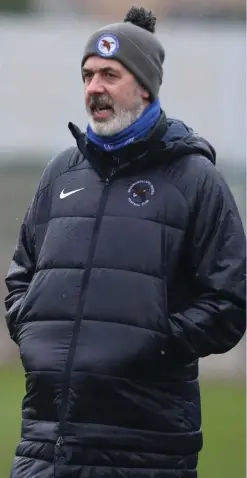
81,6,165,100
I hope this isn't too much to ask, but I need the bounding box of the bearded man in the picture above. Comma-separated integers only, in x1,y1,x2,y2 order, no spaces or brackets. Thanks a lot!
5,6,246,478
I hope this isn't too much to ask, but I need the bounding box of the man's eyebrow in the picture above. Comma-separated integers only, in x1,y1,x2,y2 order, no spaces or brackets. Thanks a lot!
82,67,93,75
82,66,119,75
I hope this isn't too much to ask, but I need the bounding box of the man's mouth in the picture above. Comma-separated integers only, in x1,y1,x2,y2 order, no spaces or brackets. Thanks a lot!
91,104,114,120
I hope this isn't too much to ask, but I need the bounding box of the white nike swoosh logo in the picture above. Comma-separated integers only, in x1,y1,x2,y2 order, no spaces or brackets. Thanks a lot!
60,187,85,199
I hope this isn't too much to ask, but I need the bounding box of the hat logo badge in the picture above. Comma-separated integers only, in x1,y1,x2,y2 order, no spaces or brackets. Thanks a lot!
96,34,119,57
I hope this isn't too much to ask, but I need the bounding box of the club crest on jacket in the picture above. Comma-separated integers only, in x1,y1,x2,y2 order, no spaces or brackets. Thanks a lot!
128,180,155,207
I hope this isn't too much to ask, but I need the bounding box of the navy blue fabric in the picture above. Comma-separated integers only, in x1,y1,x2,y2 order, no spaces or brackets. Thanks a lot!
87,98,161,151
5,114,246,478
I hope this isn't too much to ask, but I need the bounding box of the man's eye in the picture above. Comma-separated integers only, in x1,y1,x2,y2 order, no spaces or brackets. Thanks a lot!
83,73,93,81
106,72,115,79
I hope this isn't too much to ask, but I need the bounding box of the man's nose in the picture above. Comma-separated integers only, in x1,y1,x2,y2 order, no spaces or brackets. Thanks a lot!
86,75,105,95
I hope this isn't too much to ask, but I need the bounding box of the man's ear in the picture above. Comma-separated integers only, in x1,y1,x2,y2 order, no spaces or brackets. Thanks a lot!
137,81,151,101
139,83,151,101
142,88,150,100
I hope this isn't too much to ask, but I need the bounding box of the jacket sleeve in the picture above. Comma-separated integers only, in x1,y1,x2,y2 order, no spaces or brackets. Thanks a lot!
5,195,37,343
168,164,246,363
4,147,77,343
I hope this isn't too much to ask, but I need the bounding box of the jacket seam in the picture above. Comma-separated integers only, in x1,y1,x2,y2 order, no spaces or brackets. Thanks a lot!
19,316,168,335
24,370,198,384
35,215,186,233
162,154,212,215
35,265,164,281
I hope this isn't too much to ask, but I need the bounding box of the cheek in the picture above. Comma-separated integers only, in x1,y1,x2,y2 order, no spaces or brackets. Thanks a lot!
113,88,135,108
84,89,89,102
84,90,92,108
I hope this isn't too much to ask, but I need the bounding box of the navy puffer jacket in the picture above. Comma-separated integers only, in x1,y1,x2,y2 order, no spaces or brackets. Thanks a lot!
5,113,246,478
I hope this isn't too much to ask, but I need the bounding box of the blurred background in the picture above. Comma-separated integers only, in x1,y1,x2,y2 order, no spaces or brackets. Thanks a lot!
0,0,245,476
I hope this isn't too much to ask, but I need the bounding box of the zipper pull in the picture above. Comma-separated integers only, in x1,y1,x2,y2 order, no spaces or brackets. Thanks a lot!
55,436,64,448
110,167,116,178
55,436,65,463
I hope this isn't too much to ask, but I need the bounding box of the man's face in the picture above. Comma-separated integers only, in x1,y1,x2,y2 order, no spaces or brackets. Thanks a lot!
82,56,150,136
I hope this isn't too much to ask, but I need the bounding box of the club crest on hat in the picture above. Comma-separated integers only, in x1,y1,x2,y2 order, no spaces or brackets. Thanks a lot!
96,34,119,57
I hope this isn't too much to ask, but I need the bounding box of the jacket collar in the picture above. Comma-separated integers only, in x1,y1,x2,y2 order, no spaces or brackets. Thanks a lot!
68,111,168,180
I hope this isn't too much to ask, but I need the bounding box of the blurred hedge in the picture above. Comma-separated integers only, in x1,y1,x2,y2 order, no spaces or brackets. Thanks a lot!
0,0,30,13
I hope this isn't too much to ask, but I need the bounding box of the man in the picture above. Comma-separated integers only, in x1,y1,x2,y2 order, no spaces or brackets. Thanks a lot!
5,6,246,478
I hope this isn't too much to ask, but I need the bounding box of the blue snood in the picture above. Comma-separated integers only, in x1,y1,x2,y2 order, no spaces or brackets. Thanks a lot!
87,99,161,152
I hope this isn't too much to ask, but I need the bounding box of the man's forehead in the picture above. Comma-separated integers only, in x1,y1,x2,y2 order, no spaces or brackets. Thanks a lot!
83,56,124,72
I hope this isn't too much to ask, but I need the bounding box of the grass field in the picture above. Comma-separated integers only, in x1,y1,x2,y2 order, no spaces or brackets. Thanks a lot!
0,365,245,478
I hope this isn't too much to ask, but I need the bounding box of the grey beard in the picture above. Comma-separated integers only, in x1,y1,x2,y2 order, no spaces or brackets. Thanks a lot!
88,101,146,136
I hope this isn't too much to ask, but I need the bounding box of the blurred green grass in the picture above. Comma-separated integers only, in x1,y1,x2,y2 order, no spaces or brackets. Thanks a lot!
0,365,245,478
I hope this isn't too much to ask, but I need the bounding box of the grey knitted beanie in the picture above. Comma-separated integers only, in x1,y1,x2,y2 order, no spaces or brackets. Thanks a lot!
81,7,165,99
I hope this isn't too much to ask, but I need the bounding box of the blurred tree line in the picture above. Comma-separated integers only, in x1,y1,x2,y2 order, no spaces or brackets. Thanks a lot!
0,0,245,20
0,0,29,13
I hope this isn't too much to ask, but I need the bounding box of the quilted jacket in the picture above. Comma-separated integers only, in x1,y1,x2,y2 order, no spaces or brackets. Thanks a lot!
5,113,246,478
